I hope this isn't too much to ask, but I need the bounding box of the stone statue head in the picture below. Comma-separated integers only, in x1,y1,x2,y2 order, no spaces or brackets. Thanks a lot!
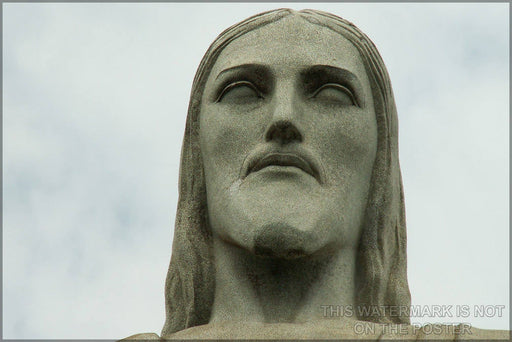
161,8,410,337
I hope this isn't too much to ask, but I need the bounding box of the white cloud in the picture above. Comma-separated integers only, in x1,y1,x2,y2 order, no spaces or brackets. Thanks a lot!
3,3,509,338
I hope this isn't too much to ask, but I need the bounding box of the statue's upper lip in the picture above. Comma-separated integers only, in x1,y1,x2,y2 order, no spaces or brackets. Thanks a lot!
243,150,323,183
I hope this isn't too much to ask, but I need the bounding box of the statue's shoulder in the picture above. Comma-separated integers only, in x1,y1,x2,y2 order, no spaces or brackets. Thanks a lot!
461,326,510,340
119,332,160,340
119,324,510,340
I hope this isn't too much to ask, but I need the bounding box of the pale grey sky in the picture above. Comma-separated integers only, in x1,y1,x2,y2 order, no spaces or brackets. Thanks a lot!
3,3,509,339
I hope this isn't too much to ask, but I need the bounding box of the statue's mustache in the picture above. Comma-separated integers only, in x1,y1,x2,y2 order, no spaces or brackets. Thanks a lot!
240,146,324,184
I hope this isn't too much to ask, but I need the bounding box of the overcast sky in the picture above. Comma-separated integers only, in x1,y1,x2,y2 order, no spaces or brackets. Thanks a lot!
3,3,509,339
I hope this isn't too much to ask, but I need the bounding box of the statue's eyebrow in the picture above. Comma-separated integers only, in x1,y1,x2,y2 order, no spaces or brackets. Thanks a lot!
215,63,271,81
301,65,365,107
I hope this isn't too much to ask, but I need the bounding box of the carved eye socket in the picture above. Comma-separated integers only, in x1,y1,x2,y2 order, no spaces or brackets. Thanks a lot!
311,83,358,106
216,81,263,103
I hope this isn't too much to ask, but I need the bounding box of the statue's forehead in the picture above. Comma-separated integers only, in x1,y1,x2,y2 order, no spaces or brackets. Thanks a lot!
210,16,366,78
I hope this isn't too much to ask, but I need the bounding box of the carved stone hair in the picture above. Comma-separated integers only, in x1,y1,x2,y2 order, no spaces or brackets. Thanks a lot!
161,8,410,337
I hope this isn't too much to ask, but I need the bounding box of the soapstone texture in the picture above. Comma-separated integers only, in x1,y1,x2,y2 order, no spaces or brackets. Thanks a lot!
121,9,510,341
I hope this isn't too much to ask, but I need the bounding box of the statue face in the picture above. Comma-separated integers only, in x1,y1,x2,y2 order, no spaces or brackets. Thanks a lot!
199,16,378,259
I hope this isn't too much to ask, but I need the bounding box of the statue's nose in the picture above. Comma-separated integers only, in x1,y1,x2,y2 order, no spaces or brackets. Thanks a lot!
265,84,303,145
265,120,303,145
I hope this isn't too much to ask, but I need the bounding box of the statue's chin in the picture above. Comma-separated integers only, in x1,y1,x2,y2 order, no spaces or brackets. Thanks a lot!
252,222,316,259
209,181,345,260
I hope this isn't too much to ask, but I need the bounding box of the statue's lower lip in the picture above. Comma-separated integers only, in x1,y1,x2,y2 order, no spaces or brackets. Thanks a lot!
253,164,305,173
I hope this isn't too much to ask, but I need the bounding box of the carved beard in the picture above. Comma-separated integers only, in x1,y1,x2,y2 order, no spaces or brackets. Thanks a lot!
253,222,314,259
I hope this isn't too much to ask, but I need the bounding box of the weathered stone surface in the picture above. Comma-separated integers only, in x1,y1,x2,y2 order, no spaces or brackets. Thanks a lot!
121,9,509,341
122,322,510,340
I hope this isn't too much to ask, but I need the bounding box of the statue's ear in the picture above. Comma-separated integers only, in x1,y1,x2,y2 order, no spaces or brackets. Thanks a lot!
119,332,160,340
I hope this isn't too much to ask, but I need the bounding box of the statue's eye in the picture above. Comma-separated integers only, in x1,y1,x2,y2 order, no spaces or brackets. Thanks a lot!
216,81,263,103
311,83,358,106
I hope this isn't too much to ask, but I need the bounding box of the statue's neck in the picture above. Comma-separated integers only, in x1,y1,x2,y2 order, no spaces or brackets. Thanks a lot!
210,236,357,324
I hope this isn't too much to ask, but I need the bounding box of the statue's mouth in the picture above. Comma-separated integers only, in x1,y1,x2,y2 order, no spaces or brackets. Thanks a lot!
243,151,323,183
